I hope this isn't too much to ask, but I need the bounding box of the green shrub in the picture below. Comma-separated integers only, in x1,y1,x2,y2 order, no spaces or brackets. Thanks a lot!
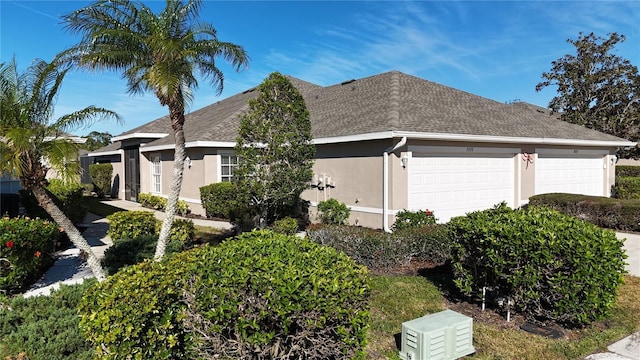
614,176,640,199
317,198,350,225
89,163,113,198
199,182,241,219
0,281,95,360
19,180,88,224
528,193,640,231
158,217,197,247
79,255,196,359
0,217,58,294
106,210,196,245
106,210,157,242
79,231,370,359
138,192,164,210
138,193,190,216
307,225,413,270
103,234,185,274
270,216,299,235
185,231,370,359
448,203,627,326
616,165,640,177
392,209,437,231
394,224,452,265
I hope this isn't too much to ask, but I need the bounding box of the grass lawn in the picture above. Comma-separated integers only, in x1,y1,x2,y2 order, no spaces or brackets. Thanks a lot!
367,274,640,359
80,196,124,218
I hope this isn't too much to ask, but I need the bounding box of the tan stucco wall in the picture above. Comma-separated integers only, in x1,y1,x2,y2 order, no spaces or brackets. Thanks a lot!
110,152,124,199
134,140,620,230
301,139,403,229
140,148,221,217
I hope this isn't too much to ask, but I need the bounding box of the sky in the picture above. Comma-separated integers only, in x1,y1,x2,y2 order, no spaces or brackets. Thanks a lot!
1,0,639,137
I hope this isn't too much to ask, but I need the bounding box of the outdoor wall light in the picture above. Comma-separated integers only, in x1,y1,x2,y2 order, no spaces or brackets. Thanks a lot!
401,155,409,168
185,156,192,168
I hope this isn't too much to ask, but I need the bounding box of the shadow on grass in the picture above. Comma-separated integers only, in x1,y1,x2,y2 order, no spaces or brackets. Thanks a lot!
417,263,468,304
81,196,123,218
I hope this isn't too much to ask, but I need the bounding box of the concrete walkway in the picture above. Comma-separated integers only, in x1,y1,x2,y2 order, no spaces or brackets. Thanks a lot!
23,200,232,297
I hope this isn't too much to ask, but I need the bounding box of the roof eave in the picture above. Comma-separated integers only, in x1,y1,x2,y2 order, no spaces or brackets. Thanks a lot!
112,132,169,142
140,140,236,153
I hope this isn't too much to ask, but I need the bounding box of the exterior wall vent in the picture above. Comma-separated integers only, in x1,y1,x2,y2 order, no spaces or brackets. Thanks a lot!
399,309,475,360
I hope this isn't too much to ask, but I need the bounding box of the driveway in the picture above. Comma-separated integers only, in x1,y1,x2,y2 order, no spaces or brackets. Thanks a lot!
617,232,640,277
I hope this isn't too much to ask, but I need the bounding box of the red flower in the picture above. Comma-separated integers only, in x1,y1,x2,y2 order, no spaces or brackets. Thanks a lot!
34,251,41,258
6,240,14,248
425,210,432,216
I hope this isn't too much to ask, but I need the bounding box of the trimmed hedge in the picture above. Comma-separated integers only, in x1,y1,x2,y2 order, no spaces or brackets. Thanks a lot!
138,193,190,216
614,176,640,199
19,179,88,225
616,165,640,177
448,203,627,326
528,193,640,231
0,281,94,360
79,231,370,359
317,198,350,225
270,216,299,235
106,210,196,246
199,182,241,219
392,209,437,231
106,211,157,242
89,163,113,198
0,217,58,294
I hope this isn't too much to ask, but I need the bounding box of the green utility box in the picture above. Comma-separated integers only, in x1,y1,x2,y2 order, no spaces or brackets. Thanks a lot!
399,309,475,360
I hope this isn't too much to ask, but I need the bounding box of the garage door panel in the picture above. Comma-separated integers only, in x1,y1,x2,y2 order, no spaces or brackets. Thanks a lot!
535,155,604,196
408,154,515,223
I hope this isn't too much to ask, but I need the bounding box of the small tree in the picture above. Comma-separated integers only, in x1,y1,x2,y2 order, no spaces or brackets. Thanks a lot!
536,32,640,158
89,163,112,198
234,72,315,227
83,131,112,151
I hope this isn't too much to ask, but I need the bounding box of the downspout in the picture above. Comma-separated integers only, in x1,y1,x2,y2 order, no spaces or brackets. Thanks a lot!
383,136,407,232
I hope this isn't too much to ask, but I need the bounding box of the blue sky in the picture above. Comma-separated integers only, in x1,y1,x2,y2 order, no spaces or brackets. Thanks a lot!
1,0,639,137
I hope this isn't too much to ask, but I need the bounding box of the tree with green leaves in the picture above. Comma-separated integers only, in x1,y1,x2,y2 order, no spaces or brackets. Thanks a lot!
0,58,120,282
536,32,640,157
62,0,249,260
83,131,112,151
234,72,315,228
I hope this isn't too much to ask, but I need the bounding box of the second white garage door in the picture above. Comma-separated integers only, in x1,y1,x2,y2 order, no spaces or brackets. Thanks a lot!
535,152,605,196
408,150,516,223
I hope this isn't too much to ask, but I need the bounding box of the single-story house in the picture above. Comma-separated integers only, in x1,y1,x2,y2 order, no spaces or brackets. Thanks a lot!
86,70,635,229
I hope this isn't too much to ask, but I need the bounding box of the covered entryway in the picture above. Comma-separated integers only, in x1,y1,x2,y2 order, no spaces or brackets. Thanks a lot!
535,149,606,197
408,146,517,223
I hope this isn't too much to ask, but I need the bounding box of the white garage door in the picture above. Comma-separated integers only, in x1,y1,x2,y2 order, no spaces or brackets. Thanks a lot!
408,151,515,223
535,154,605,196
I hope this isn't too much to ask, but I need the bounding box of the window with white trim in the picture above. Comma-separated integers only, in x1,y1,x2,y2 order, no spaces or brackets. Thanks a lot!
220,154,238,182
151,154,161,193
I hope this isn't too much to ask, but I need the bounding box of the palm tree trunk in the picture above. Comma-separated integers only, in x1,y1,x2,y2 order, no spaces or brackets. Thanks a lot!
154,120,186,261
31,186,106,282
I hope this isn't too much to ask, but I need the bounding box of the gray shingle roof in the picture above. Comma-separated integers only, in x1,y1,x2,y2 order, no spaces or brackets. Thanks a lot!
119,70,631,148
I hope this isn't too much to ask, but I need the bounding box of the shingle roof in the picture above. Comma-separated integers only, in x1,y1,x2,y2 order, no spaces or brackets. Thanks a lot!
119,70,631,148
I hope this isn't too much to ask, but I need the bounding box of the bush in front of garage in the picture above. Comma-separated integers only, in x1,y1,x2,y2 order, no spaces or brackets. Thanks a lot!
613,176,640,200
448,202,627,327
615,165,640,177
307,223,453,270
528,193,640,231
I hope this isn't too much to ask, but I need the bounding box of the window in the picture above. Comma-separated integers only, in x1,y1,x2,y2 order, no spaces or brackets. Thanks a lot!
220,154,238,182
151,155,161,193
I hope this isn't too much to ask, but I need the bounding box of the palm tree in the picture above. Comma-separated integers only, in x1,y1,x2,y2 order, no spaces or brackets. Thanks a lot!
62,0,249,260
0,58,120,282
